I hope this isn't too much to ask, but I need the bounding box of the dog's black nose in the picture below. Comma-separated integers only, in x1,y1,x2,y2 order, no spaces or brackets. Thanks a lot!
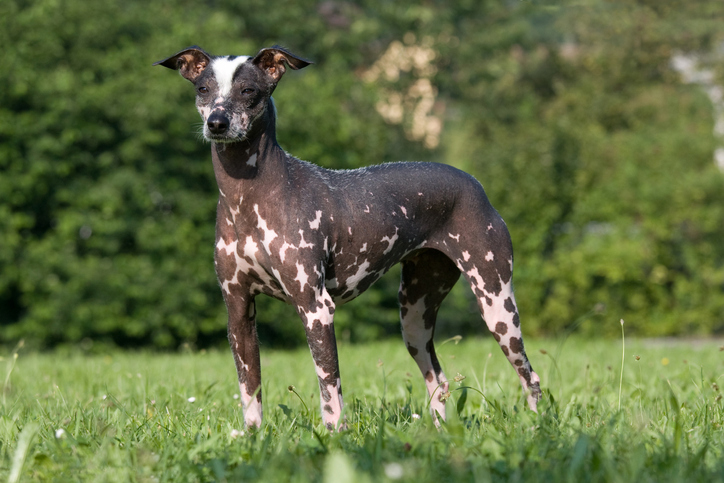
207,112,229,135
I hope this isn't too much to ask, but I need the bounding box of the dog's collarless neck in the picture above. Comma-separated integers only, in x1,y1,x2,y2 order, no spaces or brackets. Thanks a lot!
211,129,284,181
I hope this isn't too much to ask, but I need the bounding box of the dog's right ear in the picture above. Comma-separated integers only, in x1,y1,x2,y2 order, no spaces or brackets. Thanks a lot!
154,46,211,83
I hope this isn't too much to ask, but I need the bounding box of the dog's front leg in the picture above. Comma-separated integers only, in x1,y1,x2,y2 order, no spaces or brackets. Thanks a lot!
227,295,263,428
297,287,345,431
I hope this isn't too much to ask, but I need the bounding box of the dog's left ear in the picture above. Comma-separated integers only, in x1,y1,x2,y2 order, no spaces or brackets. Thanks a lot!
252,46,312,83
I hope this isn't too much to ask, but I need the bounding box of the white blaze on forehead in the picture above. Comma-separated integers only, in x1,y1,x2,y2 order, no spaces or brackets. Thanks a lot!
211,56,251,97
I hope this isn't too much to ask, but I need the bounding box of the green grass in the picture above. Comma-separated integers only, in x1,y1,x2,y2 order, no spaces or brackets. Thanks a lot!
1,337,723,482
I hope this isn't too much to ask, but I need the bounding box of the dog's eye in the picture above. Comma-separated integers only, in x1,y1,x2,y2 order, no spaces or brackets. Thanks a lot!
197,86,209,95
241,88,255,95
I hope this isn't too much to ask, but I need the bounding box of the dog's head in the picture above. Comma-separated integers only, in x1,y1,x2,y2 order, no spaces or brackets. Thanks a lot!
155,46,311,143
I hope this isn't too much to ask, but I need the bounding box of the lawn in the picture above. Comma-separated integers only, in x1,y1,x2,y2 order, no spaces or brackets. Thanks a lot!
1,336,723,482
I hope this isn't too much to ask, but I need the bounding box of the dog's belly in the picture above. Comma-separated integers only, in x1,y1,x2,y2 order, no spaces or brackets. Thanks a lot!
325,265,388,305
322,231,426,305
324,261,387,304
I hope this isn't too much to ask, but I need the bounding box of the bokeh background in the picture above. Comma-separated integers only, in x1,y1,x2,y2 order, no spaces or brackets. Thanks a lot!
2,0,723,351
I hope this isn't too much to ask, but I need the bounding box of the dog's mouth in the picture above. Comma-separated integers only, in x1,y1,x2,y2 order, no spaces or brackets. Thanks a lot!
205,132,245,144
203,123,249,144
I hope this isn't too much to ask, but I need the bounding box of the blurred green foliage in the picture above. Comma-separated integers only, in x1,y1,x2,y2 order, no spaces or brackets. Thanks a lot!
1,0,723,349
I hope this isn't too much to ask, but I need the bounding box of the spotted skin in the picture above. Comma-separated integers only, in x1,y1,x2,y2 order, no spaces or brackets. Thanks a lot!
399,250,460,424
156,45,541,431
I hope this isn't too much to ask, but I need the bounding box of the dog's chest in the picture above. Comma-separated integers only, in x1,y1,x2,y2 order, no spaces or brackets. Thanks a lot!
214,197,294,301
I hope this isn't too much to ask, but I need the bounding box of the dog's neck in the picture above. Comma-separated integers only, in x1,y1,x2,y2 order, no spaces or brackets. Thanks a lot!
211,99,287,188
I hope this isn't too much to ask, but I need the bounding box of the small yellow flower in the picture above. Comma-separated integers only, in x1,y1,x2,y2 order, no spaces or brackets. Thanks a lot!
453,373,466,384
661,357,669,366
439,391,451,402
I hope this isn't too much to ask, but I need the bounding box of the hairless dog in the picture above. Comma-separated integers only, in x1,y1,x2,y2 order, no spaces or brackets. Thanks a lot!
155,45,541,430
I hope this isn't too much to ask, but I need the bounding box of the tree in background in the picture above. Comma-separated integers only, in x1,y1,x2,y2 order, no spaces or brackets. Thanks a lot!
1,0,722,349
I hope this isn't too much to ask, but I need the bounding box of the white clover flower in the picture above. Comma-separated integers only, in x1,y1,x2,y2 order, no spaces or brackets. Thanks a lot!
411,413,421,420
187,397,196,403
384,462,404,479
55,429,66,439
230,429,244,439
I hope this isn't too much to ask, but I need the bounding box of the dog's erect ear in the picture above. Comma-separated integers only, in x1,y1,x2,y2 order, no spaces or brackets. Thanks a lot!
252,46,312,83
154,46,212,83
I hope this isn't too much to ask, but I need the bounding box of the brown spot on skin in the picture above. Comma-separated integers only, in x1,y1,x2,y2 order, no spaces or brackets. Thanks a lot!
425,339,434,354
501,345,509,356
495,322,508,335
517,367,532,385
504,297,516,313
324,404,334,414
214,255,238,287
493,333,501,342
509,337,523,354
400,307,408,318
529,382,542,399
485,296,493,306
326,422,334,431
247,268,260,280
425,370,434,382
513,313,520,328
514,359,523,367
227,284,246,297
406,344,418,357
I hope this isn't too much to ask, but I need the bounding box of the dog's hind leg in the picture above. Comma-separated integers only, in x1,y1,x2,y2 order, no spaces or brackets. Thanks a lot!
479,283,541,410
455,224,542,411
398,249,461,425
